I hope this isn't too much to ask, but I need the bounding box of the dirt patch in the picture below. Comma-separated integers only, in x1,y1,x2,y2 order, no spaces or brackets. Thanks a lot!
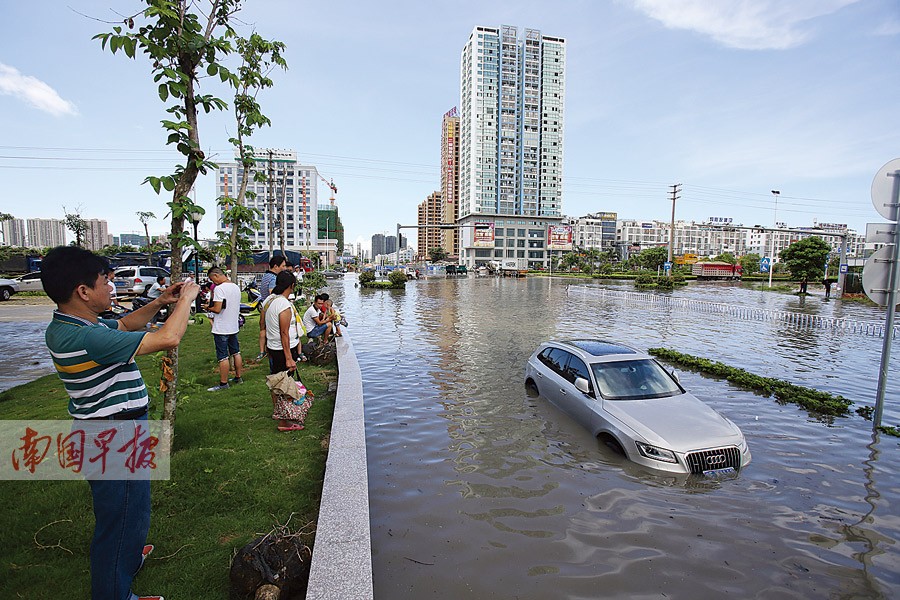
6,295,54,306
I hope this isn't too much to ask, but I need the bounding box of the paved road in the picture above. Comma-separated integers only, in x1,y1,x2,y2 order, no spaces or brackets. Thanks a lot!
0,303,54,322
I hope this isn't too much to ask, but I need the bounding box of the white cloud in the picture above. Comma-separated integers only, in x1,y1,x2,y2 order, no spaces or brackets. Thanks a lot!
0,62,78,116
628,0,861,50
873,19,900,36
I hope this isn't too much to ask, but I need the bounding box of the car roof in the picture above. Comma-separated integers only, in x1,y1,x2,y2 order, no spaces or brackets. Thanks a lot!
560,340,638,357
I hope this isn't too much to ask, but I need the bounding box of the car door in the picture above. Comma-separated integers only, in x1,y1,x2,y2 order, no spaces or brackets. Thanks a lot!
560,355,598,430
532,347,567,407
18,272,43,292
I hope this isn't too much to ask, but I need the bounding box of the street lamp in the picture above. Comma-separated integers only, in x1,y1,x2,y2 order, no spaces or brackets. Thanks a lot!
768,190,780,288
189,209,203,314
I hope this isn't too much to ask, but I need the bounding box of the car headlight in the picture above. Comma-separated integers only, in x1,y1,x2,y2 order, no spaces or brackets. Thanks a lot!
635,441,678,463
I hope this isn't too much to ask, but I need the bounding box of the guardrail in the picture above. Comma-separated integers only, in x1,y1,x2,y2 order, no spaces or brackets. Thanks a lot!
567,286,898,338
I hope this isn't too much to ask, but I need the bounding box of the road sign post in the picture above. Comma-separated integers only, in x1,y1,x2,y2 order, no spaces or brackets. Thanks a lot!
866,159,900,428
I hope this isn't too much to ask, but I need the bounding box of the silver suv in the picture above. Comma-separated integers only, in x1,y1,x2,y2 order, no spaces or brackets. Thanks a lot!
525,340,751,475
113,266,170,296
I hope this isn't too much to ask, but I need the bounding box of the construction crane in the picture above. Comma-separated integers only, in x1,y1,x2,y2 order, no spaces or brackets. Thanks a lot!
318,174,338,205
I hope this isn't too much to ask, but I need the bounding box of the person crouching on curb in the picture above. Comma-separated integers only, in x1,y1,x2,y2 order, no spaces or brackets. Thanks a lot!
41,245,200,600
206,267,243,391
301,293,332,345
259,270,308,431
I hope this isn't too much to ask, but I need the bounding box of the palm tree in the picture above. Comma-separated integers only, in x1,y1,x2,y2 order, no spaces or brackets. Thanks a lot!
137,211,156,265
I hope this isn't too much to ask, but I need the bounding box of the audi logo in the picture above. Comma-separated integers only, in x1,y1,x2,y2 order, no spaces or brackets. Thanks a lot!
705,454,727,466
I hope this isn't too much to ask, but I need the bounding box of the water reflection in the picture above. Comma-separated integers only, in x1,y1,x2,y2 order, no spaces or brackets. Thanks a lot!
332,276,900,599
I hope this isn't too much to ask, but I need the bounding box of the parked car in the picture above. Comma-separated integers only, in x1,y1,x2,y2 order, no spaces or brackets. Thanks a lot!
0,277,20,301
113,266,171,296
14,271,44,292
525,340,751,475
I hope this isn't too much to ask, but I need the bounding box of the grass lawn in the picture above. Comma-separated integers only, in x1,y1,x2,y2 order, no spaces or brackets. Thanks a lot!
0,312,336,599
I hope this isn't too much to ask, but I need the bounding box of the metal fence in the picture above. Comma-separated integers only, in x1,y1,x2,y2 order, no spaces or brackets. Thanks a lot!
567,286,897,339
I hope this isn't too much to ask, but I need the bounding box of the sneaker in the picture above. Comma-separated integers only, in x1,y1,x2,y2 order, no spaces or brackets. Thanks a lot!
136,544,154,573
207,382,229,392
230,377,243,385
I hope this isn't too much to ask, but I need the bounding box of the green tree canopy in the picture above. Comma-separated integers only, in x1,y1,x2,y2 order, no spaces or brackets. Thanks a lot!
712,252,736,264
739,253,761,275
428,247,448,262
636,246,668,271
780,237,831,283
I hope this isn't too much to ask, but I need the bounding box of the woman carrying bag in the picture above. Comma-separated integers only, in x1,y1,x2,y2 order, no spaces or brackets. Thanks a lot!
259,271,309,431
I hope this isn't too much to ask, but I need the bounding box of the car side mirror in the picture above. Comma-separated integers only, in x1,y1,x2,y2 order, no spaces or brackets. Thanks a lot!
574,377,591,394
670,369,680,383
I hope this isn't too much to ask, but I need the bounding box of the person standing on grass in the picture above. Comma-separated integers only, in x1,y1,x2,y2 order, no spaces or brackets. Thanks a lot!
259,271,308,431
41,245,199,600
107,267,121,308
259,255,287,301
206,266,243,391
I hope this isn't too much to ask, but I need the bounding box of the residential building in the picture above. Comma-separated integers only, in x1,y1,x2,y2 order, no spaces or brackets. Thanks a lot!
371,234,385,258
117,233,148,248
1,218,27,246
84,219,112,251
617,219,747,260
417,191,444,261
570,212,617,252
215,148,323,252
441,107,460,259
458,25,566,269
26,218,66,248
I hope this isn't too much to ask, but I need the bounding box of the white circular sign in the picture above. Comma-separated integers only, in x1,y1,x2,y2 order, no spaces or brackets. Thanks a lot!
871,158,900,221
862,245,899,306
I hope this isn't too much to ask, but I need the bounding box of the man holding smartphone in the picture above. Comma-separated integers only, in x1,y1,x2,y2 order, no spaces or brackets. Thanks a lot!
206,267,243,391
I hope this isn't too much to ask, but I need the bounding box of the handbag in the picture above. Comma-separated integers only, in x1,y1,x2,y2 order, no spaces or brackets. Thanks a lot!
266,370,315,424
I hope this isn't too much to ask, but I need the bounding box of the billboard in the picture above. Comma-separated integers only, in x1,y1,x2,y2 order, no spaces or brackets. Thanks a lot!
548,225,573,251
473,222,495,247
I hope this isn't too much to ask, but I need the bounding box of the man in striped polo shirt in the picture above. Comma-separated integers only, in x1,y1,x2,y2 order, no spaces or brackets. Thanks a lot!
42,246,200,600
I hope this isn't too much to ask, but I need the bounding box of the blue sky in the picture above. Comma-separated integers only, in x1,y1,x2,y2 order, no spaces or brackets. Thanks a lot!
1,0,898,253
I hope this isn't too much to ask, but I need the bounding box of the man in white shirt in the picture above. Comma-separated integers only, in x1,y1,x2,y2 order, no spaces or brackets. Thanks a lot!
302,293,333,344
147,276,167,299
106,268,120,307
206,267,243,391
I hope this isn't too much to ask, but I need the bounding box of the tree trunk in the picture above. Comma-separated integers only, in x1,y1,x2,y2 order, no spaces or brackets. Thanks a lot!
144,223,152,265
162,56,204,427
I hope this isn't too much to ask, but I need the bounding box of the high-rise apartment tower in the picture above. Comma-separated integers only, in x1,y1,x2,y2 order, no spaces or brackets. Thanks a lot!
458,25,566,269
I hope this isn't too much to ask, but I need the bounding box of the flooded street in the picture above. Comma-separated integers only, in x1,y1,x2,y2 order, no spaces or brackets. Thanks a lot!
332,275,899,599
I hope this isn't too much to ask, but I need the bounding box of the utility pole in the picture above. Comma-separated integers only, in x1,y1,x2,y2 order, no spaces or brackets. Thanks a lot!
668,183,681,264
266,149,275,260
279,167,288,256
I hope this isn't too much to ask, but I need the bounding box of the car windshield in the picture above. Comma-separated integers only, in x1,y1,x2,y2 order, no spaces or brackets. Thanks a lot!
591,359,682,400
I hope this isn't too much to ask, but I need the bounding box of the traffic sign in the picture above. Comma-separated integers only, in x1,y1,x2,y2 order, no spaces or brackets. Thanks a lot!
840,264,848,274
663,261,672,274
759,257,771,273
862,246,900,306
866,222,897,244
871,158,900,221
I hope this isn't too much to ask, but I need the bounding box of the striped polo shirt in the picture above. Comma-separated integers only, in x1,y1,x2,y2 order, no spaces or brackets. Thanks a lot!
45,311,149,419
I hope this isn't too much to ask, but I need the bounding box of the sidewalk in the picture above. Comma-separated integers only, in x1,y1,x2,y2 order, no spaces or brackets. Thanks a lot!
0,303,54,323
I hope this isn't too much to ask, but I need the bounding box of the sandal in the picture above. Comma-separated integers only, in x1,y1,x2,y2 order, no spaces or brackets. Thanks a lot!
277,424,305,432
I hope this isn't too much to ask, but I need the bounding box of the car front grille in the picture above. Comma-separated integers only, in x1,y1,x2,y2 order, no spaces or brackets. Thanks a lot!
685,446,742,474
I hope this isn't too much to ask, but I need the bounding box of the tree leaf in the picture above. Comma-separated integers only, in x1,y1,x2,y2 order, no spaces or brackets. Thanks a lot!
162,176,176,192
158,83,169,102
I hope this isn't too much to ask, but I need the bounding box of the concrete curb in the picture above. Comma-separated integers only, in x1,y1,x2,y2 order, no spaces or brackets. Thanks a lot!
306,333,373,599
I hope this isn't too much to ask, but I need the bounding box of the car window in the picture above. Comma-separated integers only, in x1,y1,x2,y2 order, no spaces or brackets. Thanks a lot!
24,272,41,281
591,359,682,400
564,357,593,392
543,348,571,376
117,269,135,278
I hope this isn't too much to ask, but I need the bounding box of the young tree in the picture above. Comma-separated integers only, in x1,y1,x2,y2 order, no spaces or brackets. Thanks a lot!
220,33,287,278
428,247,448,263
779,237,831,294
136,211,156,264
739,253,762,276
63,209,87,247
95,1,248,423
637,246,668,271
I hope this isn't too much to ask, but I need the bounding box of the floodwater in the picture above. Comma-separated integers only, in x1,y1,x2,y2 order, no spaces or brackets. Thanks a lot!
331,275,900,600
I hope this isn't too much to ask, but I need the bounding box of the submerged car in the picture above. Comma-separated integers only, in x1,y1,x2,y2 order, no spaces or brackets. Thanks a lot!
525,340,751,475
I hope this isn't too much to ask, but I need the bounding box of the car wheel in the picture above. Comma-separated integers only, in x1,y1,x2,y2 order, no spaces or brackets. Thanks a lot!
598,433,626,456
525,379,540,397
0,288,11,301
